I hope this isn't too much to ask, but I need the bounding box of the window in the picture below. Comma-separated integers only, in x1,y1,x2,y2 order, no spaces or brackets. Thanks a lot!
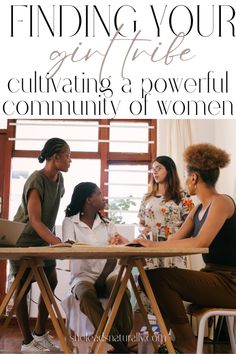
109,121,150,153
106,164,149,224
14,120,99,152
7,119,157,225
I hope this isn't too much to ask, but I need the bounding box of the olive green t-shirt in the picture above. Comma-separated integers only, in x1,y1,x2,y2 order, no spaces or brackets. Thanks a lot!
14,170,65,247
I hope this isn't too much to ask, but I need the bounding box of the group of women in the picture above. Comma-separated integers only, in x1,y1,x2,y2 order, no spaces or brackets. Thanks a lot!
10,137,236,354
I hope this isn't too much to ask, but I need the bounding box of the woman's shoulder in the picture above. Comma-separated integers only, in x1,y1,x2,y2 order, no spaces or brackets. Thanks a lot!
209,194,235,218
62,216,78,235
23,170,44,189
63,214,79,224
165,190,193,206
62,216,72,224
26,170,40,180
212,194,235,204
212,194,235,206
26,170,47,184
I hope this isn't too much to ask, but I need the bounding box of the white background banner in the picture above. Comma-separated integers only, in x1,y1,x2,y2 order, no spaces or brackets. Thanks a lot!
0,0,235,119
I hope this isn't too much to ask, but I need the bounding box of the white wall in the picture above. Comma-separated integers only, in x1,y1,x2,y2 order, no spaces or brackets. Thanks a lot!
214,120,236,198
158,119,236,199
191,119,236,199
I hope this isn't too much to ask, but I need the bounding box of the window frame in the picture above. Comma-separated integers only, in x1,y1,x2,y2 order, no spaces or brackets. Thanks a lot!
3,118,157,217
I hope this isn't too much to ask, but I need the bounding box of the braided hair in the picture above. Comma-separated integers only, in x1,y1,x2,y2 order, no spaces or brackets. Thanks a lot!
65,182,108,223
38,138,69,163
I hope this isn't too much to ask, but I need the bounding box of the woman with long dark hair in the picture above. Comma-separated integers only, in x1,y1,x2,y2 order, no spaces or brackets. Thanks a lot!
138,155,194,268
110,156,193,342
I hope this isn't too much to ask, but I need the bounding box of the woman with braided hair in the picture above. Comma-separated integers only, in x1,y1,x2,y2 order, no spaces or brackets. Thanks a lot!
133,143,236,353
10,137,71,352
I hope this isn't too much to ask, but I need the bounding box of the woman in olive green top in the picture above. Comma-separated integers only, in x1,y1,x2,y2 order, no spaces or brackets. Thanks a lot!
10,137,71,353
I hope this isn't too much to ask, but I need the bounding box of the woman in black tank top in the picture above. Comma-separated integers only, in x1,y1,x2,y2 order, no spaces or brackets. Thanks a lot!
132,143,236,354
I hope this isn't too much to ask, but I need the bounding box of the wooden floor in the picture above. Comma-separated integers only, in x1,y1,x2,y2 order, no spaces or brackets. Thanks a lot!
0,325,232,353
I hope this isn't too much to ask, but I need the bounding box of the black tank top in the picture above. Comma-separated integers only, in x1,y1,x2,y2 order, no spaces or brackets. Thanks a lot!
192,199,236,266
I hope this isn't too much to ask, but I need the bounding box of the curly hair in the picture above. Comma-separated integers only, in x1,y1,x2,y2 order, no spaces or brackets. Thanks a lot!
184,143,230,186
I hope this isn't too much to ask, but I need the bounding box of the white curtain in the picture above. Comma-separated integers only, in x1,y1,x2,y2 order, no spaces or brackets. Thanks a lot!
166,120,192,186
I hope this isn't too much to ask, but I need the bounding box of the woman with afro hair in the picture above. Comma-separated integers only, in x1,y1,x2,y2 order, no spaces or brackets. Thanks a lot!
133,143,236,354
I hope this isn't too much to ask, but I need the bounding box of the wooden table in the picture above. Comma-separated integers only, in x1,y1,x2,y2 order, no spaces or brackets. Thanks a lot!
0,245,208,354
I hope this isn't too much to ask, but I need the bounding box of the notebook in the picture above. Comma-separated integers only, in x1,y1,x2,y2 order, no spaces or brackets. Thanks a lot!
0,219,26,247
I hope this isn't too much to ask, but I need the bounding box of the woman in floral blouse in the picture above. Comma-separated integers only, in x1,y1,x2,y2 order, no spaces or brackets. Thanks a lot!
138,155,194,269
128,156,194,338
110,156,194,340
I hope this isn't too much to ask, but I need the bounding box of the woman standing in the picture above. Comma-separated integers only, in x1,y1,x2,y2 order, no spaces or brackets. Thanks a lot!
135,156,193,339
11,137,71,352
110,156,194,341
138,155,194,269
136,144,236,353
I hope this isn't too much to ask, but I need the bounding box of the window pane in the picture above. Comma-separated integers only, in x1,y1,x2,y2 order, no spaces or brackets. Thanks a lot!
9,158,100,225
0,119,7,129
107,165,149,224
109,122,150,153
14,120,99,152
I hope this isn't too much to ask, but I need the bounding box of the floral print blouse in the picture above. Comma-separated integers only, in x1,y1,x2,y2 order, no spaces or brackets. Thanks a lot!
138,191,194,269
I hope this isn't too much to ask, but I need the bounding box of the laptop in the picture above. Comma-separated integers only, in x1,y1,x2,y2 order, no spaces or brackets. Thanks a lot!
0,219,26,247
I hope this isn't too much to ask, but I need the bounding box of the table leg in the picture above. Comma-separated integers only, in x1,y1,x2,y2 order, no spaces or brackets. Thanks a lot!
0,260,28,318
129,273,159,352
0,260,35,336
37,265,74,350
1,269,33,333
29,259,75,354
135,259,175,354
95,263,133,354
90,263,126,354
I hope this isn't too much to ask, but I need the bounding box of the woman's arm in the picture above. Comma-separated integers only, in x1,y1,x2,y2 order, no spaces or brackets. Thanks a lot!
136,208,195,246
134,195,235,248
138,218,151,237
62,217,76,243
27,189,61,245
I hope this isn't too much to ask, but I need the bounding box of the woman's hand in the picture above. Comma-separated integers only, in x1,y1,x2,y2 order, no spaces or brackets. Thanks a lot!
52,236,62,245
131,238,155,247
109,233,129,245
138,225,151,237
